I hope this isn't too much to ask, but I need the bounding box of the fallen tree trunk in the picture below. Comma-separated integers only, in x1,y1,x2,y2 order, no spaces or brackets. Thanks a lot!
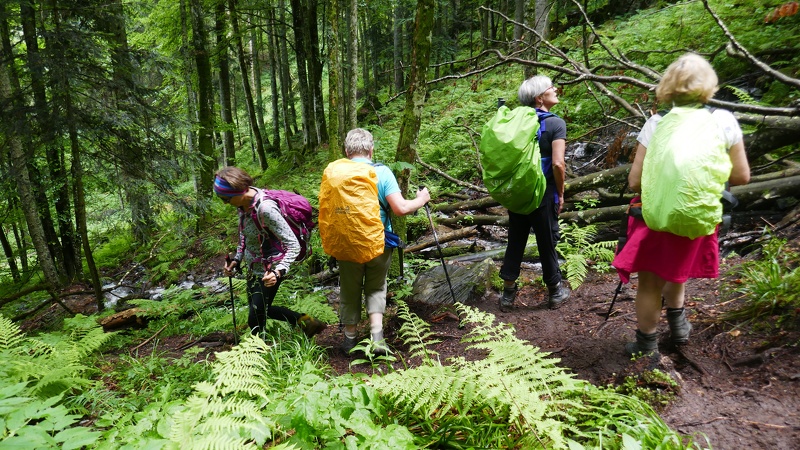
432,196,499,213
433,176,800,229
405,226,479,252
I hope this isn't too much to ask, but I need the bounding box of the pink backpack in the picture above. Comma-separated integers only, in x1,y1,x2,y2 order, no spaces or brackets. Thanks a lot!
249,189,315,265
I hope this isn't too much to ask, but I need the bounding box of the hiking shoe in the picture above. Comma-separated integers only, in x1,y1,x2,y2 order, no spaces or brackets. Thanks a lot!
341,335,358,353
547,282,572,309
499,285,517,312
624,330,660,357
298,315,327,338
371,330,389,356
666,308,693,345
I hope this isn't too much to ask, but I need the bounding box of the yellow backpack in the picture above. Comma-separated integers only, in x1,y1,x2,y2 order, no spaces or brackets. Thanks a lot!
318,158,385,263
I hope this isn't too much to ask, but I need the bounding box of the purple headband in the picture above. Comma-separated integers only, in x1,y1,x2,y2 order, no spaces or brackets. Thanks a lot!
213,176,247,197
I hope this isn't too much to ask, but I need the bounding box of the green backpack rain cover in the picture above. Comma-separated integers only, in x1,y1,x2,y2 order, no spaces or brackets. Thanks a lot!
641,107,732,239
479,106,546,215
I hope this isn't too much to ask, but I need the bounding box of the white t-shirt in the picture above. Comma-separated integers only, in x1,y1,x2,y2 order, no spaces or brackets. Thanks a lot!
637,108,743,149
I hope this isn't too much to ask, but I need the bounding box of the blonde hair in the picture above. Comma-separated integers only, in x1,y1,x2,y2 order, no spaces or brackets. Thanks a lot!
656,53,719,105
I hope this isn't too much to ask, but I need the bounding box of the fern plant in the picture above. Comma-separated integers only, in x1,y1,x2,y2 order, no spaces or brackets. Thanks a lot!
556,221,616,290
372,302,702,449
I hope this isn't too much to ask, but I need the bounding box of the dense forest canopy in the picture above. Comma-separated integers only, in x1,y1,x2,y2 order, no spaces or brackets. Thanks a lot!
1,0,798,308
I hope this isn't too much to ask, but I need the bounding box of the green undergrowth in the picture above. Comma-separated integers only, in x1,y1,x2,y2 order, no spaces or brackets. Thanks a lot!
0,296,709,449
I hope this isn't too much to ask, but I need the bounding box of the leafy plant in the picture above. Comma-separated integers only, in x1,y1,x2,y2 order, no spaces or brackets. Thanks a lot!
612,368,680,410
556,221,617,289
722,238,800,328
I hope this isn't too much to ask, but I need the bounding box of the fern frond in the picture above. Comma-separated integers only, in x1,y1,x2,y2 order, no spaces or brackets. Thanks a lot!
0,315,24,350
395,300,440,364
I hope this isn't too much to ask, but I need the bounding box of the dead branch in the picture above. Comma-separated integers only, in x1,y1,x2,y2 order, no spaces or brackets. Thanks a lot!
131,323,169,352
416,155,487,193
703,0,800,90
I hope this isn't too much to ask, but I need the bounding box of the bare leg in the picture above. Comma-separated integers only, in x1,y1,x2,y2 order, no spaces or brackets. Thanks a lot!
635,271,667,334
662,281,686,309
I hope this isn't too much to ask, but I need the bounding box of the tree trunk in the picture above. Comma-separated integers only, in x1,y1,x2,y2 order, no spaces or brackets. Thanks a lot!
249,24,266,141
180,0,197,157
393,0,435,275
327,0,343,160
264,8,281,152
0,226,20,282
21,0,77,281
229,0,269,168
306,0,327,144
0,21,60,292
346,0,358,130
276,0,297,140
393,2,404,93
190,0,217,230
215,1,236,166
289,0,315,152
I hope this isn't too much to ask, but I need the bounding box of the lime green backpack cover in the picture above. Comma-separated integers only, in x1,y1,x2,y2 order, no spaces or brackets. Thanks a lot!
641,107,732,239
479,105,546,215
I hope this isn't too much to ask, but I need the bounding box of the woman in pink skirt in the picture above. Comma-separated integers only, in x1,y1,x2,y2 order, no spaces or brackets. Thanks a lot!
613,53,751,356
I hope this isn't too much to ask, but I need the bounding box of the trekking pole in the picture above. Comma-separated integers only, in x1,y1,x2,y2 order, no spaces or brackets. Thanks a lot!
605,182,630,321
422,195,457,304
225,254,239,345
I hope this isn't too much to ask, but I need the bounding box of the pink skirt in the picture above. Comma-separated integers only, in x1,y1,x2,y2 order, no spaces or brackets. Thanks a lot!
612,211,719,284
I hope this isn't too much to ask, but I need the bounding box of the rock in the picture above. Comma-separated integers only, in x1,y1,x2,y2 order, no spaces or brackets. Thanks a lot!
411,258,497,305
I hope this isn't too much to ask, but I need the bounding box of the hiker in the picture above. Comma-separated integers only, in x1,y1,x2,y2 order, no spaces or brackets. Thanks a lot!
500,75,571,311
327,128,430,354
614,53,750,356
215,166,327,338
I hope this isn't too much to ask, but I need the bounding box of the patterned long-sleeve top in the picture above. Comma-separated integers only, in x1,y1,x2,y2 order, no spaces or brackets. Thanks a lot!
234,191,300,276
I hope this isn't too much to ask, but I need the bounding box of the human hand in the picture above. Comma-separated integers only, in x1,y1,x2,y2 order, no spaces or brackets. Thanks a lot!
262,270,278,287
223,257,238,277
417,187,431,205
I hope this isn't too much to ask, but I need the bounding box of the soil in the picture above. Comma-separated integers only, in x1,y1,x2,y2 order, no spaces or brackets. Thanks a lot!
24,238,800,450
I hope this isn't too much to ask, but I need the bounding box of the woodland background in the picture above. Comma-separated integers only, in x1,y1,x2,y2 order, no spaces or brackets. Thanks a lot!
0,0,798,448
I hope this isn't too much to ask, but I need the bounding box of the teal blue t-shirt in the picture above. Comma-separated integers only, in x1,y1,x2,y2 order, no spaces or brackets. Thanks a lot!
352,157,400,232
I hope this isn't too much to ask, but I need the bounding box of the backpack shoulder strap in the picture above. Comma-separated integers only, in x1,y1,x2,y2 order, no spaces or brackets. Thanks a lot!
370,162,391,217
535,109,557,141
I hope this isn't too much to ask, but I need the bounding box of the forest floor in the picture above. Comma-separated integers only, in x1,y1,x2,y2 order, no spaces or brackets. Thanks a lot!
24,234,800,450
314,253,800,450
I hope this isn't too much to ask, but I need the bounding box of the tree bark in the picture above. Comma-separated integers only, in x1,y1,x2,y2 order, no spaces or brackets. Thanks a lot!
346,0,358,130
0,19,61,293
229,0,269,168
327,0,343,160
405,226,479,253
215,1,236,166
289,0,316,152
191,0,218,229
393,0,435,276
21,0,77,281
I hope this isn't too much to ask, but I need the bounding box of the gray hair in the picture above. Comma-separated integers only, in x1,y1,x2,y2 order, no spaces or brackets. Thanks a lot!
518,75,553,107
344,128,373,157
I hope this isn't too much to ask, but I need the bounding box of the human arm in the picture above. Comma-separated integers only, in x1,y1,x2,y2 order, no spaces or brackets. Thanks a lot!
385,187,431,216
628,143,646,192
551,138,567,213
727,140,750,186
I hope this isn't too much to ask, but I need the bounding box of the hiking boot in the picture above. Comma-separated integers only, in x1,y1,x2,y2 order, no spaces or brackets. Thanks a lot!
547,282,572,309
341,335,358,353
666,308,693,345
371,330,389,356
499,285,517,312
624,330,660,357
298,315,327,338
